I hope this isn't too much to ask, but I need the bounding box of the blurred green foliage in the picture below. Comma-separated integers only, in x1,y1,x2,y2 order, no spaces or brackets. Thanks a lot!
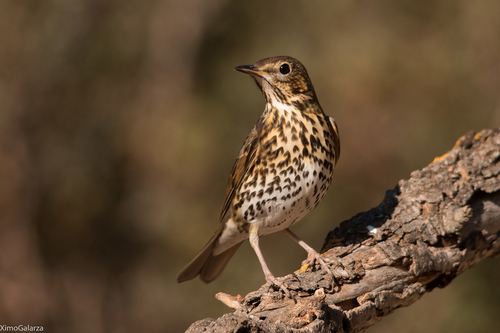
0,0,499,332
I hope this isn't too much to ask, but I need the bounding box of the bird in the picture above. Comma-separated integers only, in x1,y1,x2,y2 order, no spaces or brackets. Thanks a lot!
177,56,340,297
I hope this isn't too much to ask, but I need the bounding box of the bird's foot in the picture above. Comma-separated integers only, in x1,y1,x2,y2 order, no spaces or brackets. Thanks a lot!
264,273,296,302
301,250,336,291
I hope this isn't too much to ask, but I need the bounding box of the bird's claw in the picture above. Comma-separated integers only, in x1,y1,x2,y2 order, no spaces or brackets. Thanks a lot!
301,251,336,292
265,274,296,302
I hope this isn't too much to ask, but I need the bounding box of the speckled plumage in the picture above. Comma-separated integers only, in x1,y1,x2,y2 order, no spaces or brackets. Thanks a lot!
177,56,340,296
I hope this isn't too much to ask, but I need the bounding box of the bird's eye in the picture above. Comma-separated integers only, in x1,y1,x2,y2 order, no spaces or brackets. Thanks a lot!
279,63,290,75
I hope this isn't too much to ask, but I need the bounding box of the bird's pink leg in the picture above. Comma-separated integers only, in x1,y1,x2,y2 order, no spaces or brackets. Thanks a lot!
249,224,294,299
282,228,335,284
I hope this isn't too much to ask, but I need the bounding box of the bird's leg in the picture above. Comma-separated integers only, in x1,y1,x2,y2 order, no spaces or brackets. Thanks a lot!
282,228,335,285
249,224,294,300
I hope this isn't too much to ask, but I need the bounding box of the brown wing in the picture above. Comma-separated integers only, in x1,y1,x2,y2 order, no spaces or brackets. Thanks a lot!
328,116,341,167
218,123,261,222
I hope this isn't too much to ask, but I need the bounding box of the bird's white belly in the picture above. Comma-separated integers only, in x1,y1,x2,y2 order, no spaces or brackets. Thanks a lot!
256,160,331,232
214,159,331,255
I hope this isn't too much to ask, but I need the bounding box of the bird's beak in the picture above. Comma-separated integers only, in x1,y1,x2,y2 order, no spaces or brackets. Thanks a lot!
235,64,265,77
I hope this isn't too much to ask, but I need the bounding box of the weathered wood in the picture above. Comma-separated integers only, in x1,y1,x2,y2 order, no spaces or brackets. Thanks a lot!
186,129,500,333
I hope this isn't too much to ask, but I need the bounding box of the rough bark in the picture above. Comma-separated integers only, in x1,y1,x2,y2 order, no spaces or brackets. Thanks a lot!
186,128,500,333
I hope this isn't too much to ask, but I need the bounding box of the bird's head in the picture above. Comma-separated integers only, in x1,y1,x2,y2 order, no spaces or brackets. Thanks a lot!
235,56,318,107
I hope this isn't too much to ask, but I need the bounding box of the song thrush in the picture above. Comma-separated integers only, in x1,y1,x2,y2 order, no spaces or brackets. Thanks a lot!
177,56,340,297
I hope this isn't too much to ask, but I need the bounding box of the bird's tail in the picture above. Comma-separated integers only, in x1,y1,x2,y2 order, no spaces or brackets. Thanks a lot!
177,231,242,283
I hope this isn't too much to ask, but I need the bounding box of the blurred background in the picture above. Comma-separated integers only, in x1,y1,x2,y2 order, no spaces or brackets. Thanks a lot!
1,0,499,332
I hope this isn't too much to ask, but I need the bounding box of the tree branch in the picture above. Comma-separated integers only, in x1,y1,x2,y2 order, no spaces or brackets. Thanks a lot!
186,128,500,333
